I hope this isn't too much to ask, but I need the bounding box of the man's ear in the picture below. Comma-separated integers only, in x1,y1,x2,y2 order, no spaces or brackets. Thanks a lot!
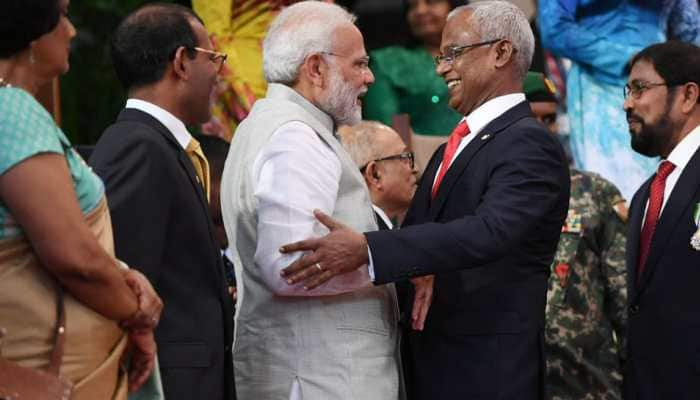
363,162,382,189
302,53,327,87
680,82,699,113
493,40,515,69
172,46,191,81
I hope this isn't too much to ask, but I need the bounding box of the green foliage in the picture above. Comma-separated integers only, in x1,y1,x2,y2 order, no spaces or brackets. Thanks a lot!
61,0,189,144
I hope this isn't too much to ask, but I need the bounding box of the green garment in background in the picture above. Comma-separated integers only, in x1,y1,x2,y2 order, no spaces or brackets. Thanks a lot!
362,46,462,136
128,357,165,400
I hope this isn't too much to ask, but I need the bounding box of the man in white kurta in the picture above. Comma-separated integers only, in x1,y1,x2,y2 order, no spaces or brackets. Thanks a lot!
220,2,400,399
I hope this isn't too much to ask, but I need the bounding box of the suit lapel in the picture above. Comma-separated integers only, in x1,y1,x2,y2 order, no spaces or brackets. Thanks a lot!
638,148,700,290
403,144,444,226
116,109,220,259
428,101,533,221
118,109,211,212
627,179,650,300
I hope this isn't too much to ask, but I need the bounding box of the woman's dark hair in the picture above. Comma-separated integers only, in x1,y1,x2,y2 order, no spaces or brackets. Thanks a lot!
403,0,470,14
0,0,61,58
110,3,203,91
403,0,469,48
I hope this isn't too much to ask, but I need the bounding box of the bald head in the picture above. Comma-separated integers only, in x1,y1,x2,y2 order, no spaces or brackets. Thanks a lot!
338,121,402,169
338,121,417,220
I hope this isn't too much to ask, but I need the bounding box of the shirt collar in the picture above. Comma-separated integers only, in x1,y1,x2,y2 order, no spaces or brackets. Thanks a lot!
665,123,700,172
266,83,335,134
462,93,526,135
126,98,192,150
372,204,393,230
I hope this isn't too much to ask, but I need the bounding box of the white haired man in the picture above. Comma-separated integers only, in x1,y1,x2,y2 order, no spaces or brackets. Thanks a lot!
280,2,570,399
220,2,401,400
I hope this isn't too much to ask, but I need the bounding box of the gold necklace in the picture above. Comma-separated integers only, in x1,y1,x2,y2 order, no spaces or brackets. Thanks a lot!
0,77,11,88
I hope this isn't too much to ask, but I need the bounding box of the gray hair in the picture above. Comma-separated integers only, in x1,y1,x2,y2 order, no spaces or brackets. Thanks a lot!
263,1,356,84
448,1,534,79
337,121,389,168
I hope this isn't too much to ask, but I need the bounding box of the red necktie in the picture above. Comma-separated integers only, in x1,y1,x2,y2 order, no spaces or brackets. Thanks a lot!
637,160,676,282
432,121,470,198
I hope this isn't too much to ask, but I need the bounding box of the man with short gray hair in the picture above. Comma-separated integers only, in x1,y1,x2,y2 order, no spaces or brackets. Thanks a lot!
220,2,400,399
279,2,570,399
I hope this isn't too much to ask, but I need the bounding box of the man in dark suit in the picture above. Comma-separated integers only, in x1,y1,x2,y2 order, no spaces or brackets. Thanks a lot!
279,2,570,399
621,41,700,400
89,4,235,400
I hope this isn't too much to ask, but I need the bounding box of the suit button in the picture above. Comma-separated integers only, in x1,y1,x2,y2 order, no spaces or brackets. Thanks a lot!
629,304,639,316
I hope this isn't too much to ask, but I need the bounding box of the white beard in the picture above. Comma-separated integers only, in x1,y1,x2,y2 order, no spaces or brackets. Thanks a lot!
318,67,362,126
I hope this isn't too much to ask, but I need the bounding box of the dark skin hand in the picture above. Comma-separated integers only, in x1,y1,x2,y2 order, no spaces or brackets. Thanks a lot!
120,269,163,331
279,209,370,288
280,209,434,330
125,329,157,392
120,269,162,392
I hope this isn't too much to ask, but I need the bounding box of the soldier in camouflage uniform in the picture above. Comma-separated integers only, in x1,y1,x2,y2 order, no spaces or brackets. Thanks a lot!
524,72,628,400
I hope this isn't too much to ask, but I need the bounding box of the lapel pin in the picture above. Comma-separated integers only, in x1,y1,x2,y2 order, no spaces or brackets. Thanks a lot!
481,133,491,141
691,203,700,251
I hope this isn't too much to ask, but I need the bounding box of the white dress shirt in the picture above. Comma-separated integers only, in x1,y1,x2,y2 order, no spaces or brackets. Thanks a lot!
372,204,394,230
644,123,700,224
432,93,526,186
125,99,193,150
253,121,371,296
368,93,527,279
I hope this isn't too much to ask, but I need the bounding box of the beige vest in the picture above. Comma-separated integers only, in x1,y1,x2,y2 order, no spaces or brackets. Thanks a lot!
221,83,399,399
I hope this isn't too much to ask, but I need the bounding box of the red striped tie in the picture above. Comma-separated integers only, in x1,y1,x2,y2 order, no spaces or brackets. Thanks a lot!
432,120,470,198
637,160,676,283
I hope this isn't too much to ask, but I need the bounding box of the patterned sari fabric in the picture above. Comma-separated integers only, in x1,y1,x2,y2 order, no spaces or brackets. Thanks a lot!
0,87,127,399
0,198,128,400
192,0,298,140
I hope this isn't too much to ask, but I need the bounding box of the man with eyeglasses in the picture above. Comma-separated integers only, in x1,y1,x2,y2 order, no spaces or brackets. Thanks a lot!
339,121,418,230
338,120,422,398
622,41,700,400
278,2,570,399
90,4,236,400
523,72,629,400
220,2,401,399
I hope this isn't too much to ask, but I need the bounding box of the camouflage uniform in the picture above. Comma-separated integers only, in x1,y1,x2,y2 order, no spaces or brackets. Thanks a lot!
545,169,628,400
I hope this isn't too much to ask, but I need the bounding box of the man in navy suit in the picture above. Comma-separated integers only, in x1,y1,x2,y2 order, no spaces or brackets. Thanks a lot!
622,41,700,400
90,4,235,399
279,2,570,399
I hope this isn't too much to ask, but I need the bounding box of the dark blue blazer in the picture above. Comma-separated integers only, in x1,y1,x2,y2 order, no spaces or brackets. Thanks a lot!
623,144,700,400
90,109,235,400
366,101,570,400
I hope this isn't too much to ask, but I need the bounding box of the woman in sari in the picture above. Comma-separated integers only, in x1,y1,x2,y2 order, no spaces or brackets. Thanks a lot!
0,0,162,399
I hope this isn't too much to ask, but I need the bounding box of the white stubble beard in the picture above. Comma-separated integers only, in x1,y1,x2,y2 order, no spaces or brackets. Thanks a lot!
319,66,363,126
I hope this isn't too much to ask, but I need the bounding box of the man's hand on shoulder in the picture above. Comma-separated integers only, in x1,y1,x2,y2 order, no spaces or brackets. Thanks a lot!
280,210,369,290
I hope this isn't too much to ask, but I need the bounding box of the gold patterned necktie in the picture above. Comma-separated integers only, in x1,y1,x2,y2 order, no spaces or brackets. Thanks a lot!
185,138,210,202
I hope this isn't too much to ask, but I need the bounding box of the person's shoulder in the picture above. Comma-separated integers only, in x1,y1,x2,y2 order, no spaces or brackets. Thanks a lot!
0,87,56,136
98,113,168,146
574,169,628,218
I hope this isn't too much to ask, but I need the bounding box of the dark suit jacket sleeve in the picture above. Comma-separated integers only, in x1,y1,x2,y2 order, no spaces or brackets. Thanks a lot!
90,129,174,283
367,124,568,284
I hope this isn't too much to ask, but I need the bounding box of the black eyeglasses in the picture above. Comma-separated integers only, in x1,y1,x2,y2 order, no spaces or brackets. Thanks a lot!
320,52,372,74
623,80,674,99
434,39,502,66
360,151,415,172
191,47,228,73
